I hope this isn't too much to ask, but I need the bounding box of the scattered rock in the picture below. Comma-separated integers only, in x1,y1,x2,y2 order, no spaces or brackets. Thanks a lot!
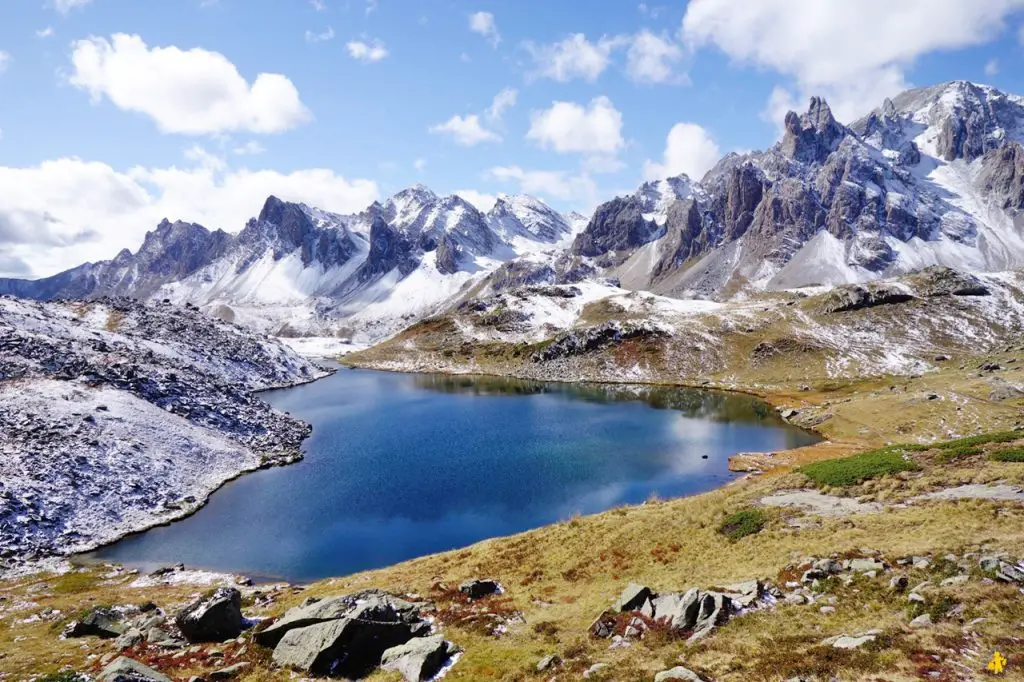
614,582,654,613
821,630,881,649
910,613,933,629
459,579,502,600
175,587,244,643
380,634,459,682
654,666,705,681
589,611,617,639
849,558,887,573
97,657,172,682
536,653,562,672
64,607,123,639
889,575,908,592
114,628,144,650
208,662,250,680
583,663,610,678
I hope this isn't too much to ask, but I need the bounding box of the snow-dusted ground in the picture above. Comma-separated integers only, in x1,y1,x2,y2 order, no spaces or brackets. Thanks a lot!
0,296,328,568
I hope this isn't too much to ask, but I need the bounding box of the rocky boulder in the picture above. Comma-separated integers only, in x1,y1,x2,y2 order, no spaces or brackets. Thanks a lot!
97,657,172,682
269,591,433,677
655,666,705,682
174,587,244,643
63,607,124,639
459,579,502,600
381,634,460,682
820,283,915,313
907,266,990,297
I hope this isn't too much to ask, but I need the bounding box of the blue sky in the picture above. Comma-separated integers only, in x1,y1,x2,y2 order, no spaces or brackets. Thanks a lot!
2,0,1024,277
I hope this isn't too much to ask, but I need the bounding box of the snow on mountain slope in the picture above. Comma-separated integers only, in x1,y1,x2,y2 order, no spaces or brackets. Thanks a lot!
0,296,326,563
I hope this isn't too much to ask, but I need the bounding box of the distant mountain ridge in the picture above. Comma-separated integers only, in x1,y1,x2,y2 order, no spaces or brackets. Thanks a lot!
4,80,1024,343
0,187,577,342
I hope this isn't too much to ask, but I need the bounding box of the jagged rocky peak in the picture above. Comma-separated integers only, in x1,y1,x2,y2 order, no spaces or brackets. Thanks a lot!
488,193,571,243
359,214,418,280
242,195,361,266
780,96,847,163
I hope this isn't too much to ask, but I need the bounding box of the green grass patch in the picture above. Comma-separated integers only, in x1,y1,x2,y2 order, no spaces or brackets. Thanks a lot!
50,571,98,595
798,447,921,487
934,445,984,463
717,508,768,541
932,431,1020,450
991,446,1024,463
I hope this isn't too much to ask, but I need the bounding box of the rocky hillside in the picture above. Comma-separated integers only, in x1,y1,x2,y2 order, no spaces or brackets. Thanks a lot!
0,296,327,565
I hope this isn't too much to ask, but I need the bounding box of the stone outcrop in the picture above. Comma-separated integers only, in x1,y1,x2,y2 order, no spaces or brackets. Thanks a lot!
381,634,461,682
175,587,244,643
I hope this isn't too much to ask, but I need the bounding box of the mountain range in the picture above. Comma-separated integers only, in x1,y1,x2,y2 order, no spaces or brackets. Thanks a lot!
3,80,1024,345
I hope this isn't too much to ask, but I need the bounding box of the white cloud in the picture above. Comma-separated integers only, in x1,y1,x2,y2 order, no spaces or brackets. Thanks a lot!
36,27,55,39
455,189,497,212
488,165,598,209
985,58,1000,77
469,11,500,48
526,96,624,155
413,158,427,171
761,85,800,132
0,157,379,278
626,30,685,84
346,38,388,63
487,87,518,121
310,0,326,10
232,140,266,155
0,52,10,75
53,0,92,14
524,33,625,82
69,34,309,135
366,0,378,15
305,26,335,44
643,122,720,181
682,0,1024,122
429,114,501,146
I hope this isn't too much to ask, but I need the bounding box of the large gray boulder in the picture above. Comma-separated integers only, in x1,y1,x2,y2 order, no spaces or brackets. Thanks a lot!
97,656,172,682
64,607,123,639
271,596,431,677
381,634,460,682
459,579,502,600
614,582,654,613
256,590,423,648
174,587,244,643
651,589,700,630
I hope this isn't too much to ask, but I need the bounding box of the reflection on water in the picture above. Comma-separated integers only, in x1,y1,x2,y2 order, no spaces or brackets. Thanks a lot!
89,369,818,582
412,374,778,424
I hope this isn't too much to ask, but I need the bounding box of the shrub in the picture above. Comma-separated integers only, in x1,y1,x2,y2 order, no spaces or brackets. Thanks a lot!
799,447,920,487
991,446,1024,463
933,431,1019,450
934,445,983,463
717,508,768,541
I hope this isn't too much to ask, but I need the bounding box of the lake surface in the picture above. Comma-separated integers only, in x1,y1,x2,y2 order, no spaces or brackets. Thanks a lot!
90,369,818,582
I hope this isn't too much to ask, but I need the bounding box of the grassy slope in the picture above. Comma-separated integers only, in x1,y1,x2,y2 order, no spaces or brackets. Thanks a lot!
5,283,1024,681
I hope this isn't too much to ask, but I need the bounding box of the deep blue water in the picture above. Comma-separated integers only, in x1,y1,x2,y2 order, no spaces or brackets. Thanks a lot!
89,369,818,583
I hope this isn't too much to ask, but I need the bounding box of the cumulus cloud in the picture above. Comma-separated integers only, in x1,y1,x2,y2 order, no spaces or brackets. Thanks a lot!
487,87,518,121
346,38,389,62
36,27,55,39
526,96,624,155
0,157,379,278
69,34,310,135
626,30,685,84
643,122,721,181
682,0,1024,123
524,33,625,82
429,114,501,146
455,189,497,212
469,11,500,48
488,165,598,209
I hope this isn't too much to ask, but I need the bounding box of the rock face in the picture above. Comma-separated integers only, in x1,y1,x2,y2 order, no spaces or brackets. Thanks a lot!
381,634,460,682
819,283,915,313
562,81,1024,300
264,590,449,679
64,607,124,639
175,587,244,643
